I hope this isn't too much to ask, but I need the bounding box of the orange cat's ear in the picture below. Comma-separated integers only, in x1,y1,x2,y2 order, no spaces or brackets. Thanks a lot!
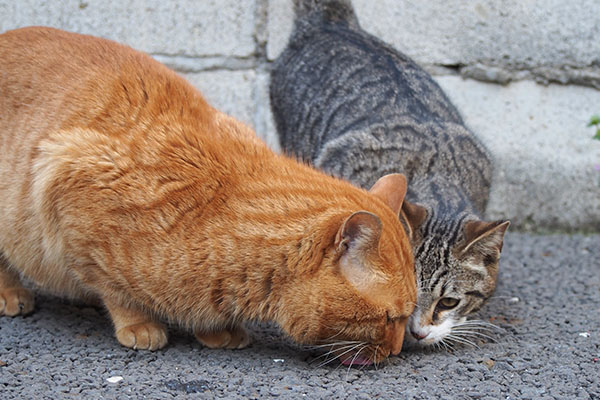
400,201,428,242
459,220,511,261
368,173,407,215
335,211,384,292
334,211,382,255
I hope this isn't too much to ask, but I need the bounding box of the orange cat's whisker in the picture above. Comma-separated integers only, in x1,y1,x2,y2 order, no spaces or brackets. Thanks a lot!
371,345,381,371
314,342,367,368
309,342,360,363
309,345,345,363
306,340,362,350
345,344,368,377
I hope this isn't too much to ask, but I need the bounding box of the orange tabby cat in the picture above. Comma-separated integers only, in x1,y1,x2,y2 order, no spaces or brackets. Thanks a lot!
0,27,416,365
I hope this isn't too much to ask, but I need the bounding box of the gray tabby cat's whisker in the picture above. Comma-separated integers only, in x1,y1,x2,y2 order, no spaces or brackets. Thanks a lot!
447,334,479,347
457,320,505,332
459,327,498,336
433,340,442,352
442,338,467,351
443,335,465,346
446,340,456,352
458,320,499,327
439,339,454,353
451,330,498,343
451,329,497,338
457,319,502,327
445,334,480,349
456,323,513,350
453,325,498,334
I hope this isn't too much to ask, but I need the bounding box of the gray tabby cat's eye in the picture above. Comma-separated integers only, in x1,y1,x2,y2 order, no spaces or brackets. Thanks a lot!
437,298,460,310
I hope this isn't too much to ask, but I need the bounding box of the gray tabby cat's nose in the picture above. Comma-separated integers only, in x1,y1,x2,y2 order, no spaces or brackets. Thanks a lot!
411,331,428,340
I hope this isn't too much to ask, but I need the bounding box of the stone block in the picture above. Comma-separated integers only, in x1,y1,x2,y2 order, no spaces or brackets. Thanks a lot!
0,0,257,57
436,76,600,231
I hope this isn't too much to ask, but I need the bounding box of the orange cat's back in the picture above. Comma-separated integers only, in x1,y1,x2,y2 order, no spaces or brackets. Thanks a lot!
0,27,416,366
1,26,221,143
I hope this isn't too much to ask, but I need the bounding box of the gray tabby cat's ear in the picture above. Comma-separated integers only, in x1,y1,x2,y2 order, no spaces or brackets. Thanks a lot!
400,201,428,242
460,220,511,260
335,211,383,254
368,173,407,215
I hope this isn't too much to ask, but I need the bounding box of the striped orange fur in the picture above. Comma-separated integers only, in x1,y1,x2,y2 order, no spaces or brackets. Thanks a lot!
0,27,416,365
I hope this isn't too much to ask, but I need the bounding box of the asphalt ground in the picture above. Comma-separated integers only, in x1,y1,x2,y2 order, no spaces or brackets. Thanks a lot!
1,232,599,399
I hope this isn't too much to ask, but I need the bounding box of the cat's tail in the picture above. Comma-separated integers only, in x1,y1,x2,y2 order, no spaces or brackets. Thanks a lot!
292,0,360,29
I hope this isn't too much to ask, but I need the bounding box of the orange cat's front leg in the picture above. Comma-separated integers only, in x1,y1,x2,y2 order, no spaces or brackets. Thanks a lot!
103,298,168,351
0,257,35,316
195,326,251,349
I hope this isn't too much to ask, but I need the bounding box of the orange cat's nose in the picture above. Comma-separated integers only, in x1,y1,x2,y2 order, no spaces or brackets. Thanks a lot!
390,319,407,355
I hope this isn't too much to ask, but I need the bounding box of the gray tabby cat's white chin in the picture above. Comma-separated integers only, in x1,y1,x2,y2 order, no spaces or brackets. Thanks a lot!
404,312,467,348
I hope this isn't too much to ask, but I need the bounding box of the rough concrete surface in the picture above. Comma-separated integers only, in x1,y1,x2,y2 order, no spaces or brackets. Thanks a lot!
1,233,599,399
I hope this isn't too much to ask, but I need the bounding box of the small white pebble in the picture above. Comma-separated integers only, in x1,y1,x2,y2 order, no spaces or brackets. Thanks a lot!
273,359,285,363
508,297,520,303
579,332,590,338
106,376,124,383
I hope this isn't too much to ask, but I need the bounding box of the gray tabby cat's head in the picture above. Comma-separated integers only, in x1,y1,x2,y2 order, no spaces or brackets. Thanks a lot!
400,203,510,348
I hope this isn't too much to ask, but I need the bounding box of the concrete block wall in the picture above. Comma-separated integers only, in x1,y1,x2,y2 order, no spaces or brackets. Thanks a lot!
2,0,599,232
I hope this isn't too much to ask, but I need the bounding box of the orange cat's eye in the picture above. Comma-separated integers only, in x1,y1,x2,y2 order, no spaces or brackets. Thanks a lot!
437,297,460,310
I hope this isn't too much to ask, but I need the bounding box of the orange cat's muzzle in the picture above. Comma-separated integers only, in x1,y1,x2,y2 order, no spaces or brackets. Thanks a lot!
389,318,408,356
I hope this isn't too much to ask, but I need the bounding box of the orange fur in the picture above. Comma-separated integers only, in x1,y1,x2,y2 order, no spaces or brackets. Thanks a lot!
0,27,416,364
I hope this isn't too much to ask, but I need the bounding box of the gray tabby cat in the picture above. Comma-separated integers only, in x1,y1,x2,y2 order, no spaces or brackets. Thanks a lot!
270,0,510,349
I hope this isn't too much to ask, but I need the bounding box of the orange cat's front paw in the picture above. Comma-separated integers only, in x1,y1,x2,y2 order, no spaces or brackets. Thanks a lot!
0,288,35,316
195,326,251,349
115,322,168,351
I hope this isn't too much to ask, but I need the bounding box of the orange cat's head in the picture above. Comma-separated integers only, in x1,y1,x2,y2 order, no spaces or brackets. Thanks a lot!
280,174,416,366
